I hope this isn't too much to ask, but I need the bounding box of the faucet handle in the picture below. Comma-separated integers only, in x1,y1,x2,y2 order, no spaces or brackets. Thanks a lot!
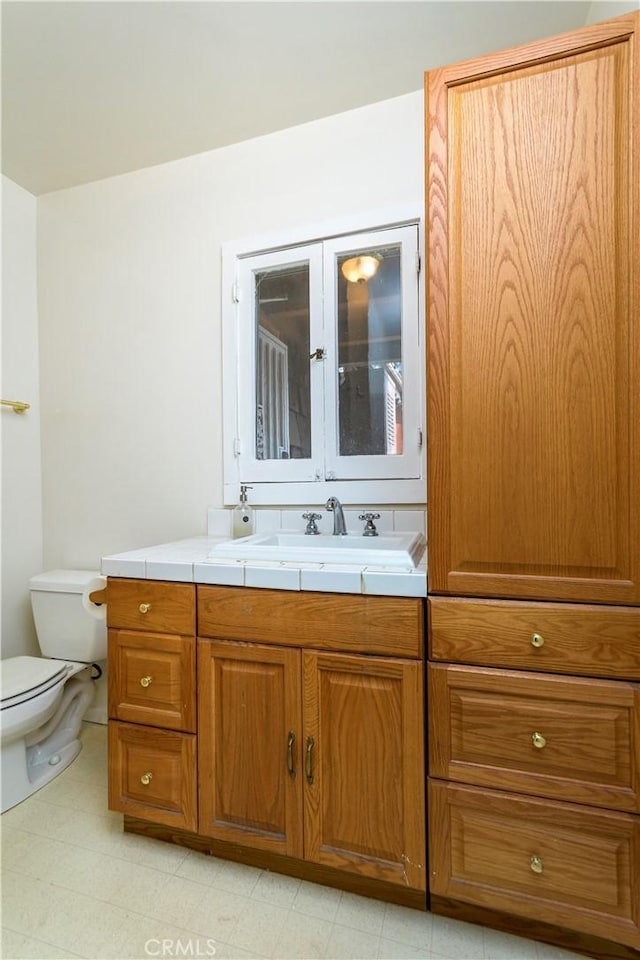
359,512,381,537
302,512,322,535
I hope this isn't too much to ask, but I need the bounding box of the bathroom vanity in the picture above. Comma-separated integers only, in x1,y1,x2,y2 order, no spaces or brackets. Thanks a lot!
106,561,427,907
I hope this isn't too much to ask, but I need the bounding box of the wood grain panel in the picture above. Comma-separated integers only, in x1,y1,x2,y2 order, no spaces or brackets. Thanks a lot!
107,578,195,635
108,629,196,732
303,651,426,890
426,13,640,603
428,597,640,680
197,639,303,857
108,721,196,831
429,780,640,948
429,663,640,811
197,586,423,659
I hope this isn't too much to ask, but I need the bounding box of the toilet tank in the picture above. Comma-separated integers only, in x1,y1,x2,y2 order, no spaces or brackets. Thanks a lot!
29,570,107,662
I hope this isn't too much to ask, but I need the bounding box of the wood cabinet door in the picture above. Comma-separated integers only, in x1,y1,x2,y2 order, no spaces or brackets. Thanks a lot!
197,639,303,857
303,651,426,890
426,13,640,604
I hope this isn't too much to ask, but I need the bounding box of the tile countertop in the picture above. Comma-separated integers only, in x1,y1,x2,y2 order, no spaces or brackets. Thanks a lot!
101,536,427,598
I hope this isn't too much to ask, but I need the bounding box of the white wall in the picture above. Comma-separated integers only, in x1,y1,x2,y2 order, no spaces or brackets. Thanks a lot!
1,176,42,657
37,91,424,568
586,0,639,22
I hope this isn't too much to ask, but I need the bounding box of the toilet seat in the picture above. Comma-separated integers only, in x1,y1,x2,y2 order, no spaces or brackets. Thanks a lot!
1,656,69,710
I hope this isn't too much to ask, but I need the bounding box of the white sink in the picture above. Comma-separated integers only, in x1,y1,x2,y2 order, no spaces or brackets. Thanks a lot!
207,530,426,569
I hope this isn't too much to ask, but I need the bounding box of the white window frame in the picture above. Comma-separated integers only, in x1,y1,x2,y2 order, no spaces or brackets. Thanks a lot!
322,226,420,481
237,243,324,483
221,207,425,506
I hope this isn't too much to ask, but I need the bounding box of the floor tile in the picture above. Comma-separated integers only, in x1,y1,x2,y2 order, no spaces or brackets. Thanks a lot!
0,928,83,959
335,891,385,936
209,945,267,960
482,927,540,959
0,796,76,837
187,885,249,944
251,870,302,907
430,915,486,959
106,914,219,960
382,902,432,950
129,832,191,874
324,921,381,959
227,897,289,957
272,910,333,959
143,872,211,929
206,857,262,897
176,848,222,885
292,880,343,922
36,770,109,816
378,937,432,959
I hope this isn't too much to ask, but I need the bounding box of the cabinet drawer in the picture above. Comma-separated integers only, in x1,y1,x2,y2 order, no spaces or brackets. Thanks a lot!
107,579,195,635
429,664,640,812
429,597,640,680
109,630,196,732
198,586,423,658
428,780,640,949
108,721,196,830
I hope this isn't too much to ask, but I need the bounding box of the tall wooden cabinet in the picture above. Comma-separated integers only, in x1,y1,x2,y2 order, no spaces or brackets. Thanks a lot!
425,12,640,954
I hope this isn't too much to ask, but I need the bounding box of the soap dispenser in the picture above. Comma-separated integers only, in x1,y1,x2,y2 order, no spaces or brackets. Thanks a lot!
233,485,254,538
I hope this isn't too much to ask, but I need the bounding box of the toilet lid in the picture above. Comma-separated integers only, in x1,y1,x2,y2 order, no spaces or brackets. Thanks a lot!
1,656,68,706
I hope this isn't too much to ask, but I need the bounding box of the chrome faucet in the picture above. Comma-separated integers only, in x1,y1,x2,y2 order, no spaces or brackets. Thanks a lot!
326,497,347,536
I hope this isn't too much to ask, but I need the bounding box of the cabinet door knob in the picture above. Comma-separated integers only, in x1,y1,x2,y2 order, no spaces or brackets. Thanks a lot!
531,633,545,648
532,732,546,749
139,603,152,614
139,676,153,688
530,855,543,874
305,736,315,784
140,772,153,786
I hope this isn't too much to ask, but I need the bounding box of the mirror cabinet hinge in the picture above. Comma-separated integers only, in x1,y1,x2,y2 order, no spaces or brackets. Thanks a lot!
233,438,242,456
232,282,241,303
418,428,423,448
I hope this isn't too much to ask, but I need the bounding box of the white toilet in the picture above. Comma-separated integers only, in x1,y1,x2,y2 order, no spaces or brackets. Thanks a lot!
1,570,107,813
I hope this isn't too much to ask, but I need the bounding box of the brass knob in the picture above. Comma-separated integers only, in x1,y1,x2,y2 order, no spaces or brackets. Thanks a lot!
139,676,153,688
530,855,543,874
139,603,151,614
140,772,153,785
532,732,546,749
531,633,545,648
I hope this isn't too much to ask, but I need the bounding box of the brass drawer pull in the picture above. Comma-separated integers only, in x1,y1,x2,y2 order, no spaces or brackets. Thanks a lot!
305,736,315,784
140,772,153,786
287,731,296,779
139,676,153,688
531,633,544,648
530,855,543,874
532,732,546,749
139,603,152,614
